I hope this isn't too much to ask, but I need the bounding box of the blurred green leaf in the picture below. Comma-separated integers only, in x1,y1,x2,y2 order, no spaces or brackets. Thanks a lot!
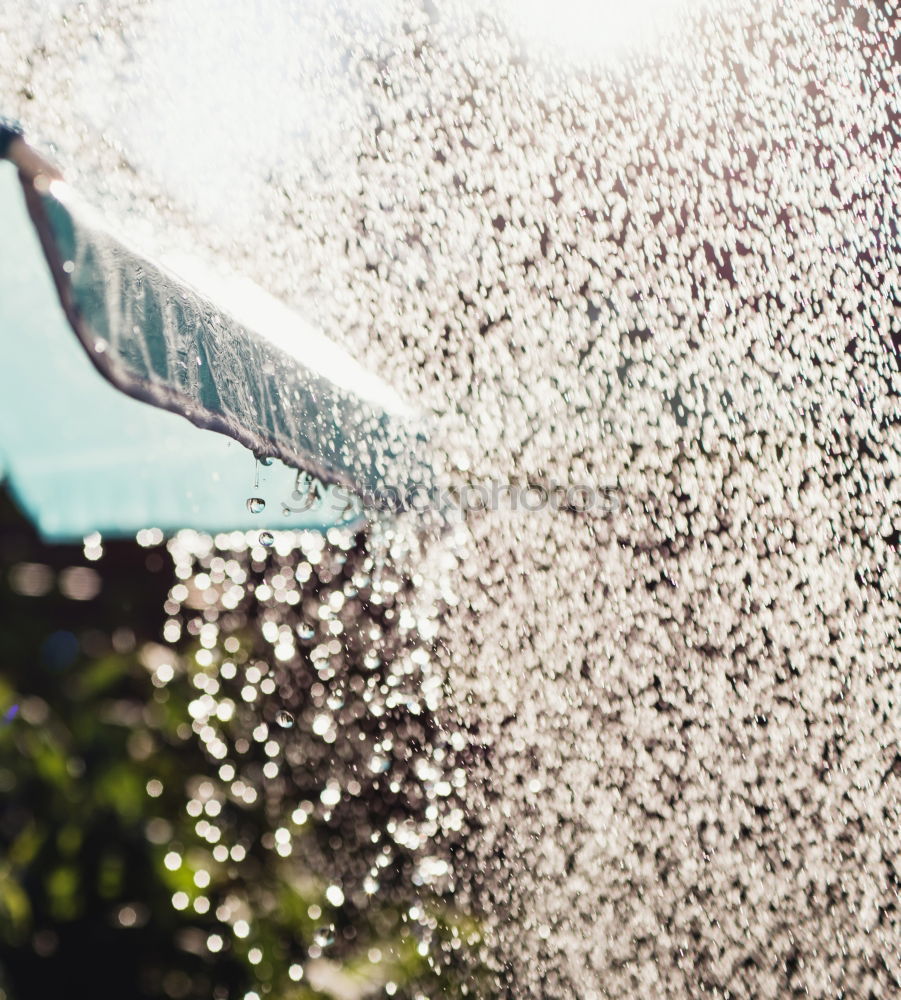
0,870,31,942
46,866,79,921
74,656,128,698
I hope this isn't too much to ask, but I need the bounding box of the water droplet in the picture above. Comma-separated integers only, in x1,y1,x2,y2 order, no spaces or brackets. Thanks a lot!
259,456,275,466
94,338,108,354
313,924,335,948
275,710,294,728
259,531,275,547
246,497,266,514
297,625,316,641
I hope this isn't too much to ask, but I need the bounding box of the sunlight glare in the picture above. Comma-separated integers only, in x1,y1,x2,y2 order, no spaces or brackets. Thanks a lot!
497,0,710,60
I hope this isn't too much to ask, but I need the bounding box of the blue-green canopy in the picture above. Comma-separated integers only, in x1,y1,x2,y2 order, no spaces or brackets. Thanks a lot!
0,163,431,541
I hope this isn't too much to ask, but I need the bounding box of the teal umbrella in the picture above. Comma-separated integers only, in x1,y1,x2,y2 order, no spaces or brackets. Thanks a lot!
0,130,432,541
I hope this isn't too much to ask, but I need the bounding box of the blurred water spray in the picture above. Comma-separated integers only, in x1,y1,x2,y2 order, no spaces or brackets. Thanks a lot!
1,1,899,998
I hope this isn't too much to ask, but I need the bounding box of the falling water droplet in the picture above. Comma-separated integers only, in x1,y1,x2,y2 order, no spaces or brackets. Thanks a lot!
297,625,316,641
275,710,295,728
313,925,335,949
246,497,265,514
259,531,275,547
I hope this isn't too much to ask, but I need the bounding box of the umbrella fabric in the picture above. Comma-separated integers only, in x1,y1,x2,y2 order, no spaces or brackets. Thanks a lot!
0,163,430,541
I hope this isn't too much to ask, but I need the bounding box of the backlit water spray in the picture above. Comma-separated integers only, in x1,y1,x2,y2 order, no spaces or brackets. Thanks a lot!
2,0,899,996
